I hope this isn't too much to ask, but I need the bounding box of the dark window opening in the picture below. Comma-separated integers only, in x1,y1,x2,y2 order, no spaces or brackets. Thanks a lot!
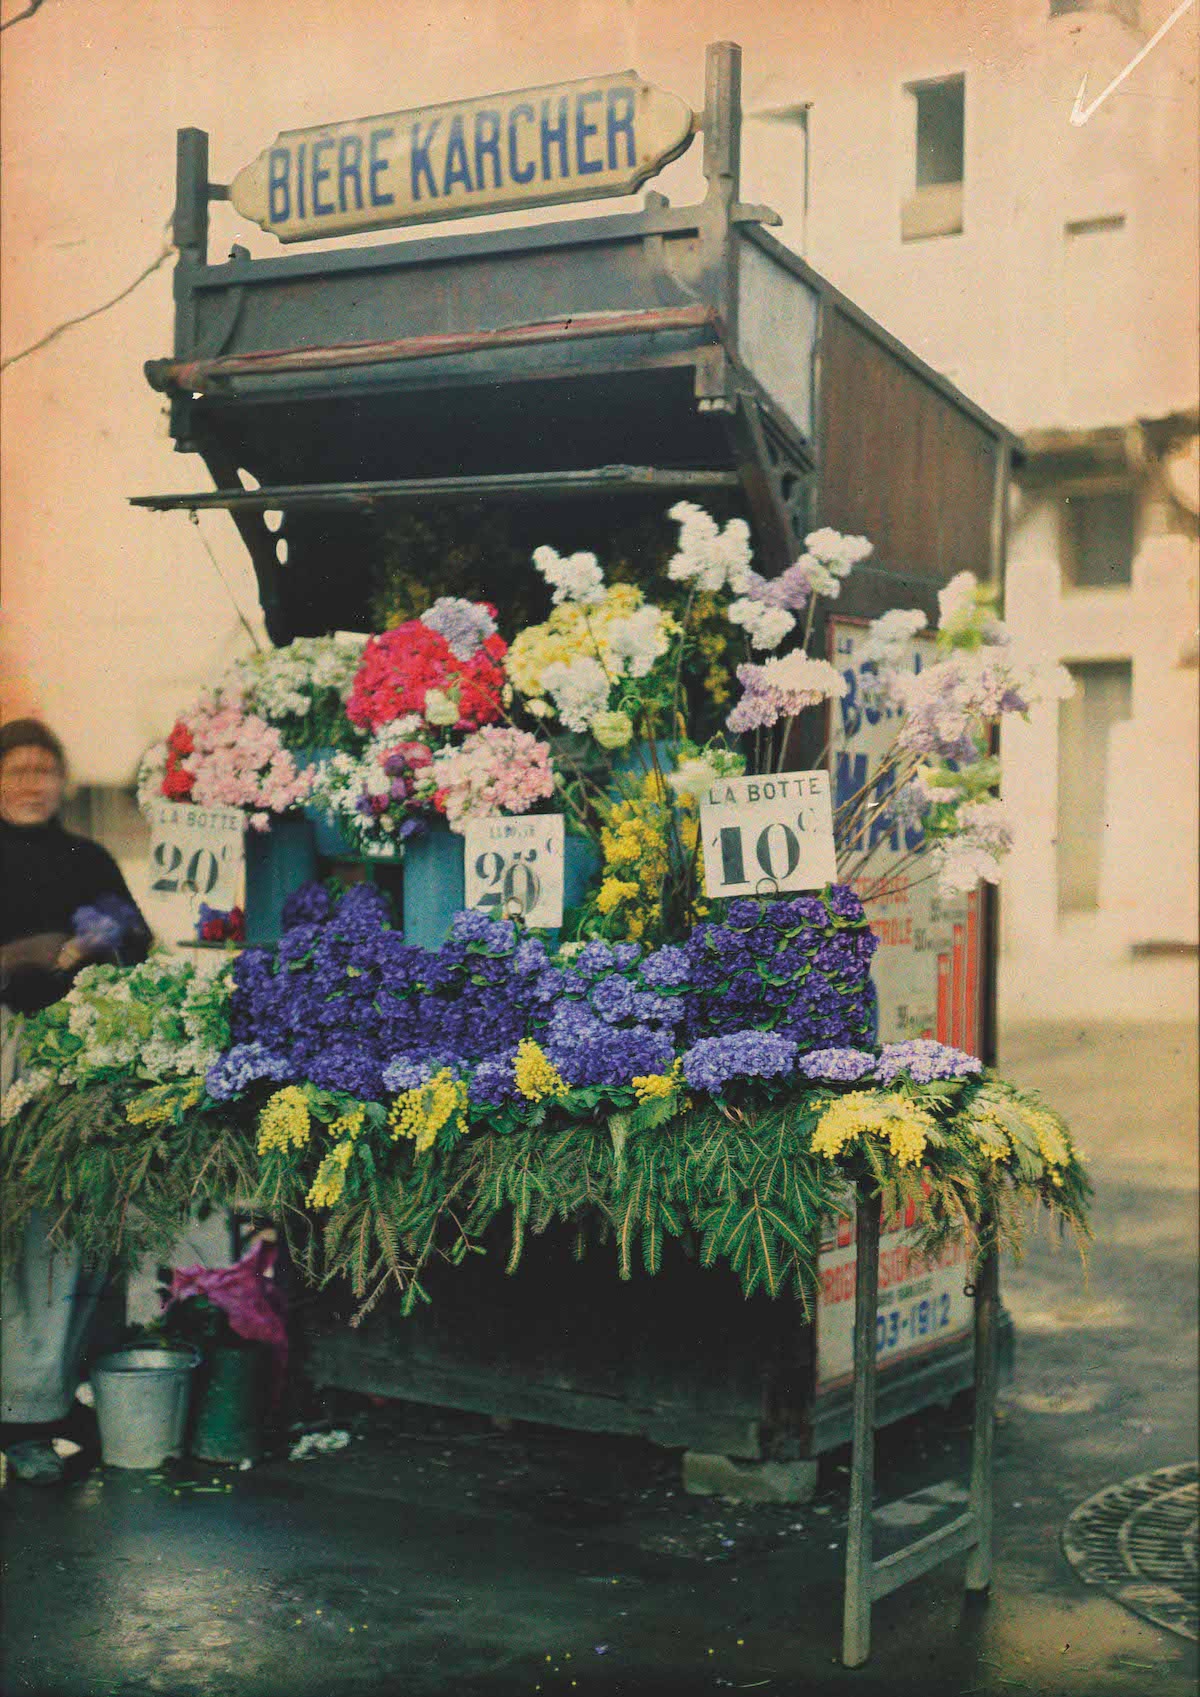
1057,660,1133,912
1050,1,1139,27
914,77,964,188
1061,489,1136,588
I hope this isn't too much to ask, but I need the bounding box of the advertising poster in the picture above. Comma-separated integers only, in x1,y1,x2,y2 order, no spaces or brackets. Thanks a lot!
816,618,983,1387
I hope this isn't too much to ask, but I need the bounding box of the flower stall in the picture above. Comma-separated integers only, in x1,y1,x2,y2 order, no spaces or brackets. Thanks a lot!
4,41,1094,1663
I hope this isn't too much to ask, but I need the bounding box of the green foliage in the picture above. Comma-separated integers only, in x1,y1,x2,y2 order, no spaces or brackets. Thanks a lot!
2,1066,1092,1328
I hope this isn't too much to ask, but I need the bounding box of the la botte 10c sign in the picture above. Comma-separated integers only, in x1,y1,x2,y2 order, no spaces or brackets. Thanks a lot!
231,71,695,242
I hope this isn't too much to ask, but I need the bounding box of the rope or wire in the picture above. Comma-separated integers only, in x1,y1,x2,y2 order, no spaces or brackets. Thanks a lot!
1,235,173,372
185,511,264,653
0,0,53,31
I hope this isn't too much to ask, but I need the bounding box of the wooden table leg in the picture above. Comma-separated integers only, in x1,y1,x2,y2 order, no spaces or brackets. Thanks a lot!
965,1235,998,1593
842,1184,882,1668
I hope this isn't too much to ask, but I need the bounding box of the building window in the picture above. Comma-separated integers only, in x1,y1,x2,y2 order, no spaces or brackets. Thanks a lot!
1050,1,1139,27
902,76,964,241
1056,660,1133,912
1060,488,1136,588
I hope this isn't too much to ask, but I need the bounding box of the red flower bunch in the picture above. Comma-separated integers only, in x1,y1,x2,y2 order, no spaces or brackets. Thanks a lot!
196,904,245,943
346,621,508,734
163,720,195,800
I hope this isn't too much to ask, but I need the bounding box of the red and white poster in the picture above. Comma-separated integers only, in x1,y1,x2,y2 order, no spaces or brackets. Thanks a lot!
827,619,984,1049
815,619,984,1389
815,1195,973,1391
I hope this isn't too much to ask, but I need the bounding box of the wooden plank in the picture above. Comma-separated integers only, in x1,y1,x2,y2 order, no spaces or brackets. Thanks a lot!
966,1241,999,1591
870,1510,979,1601
842,1186,882,1668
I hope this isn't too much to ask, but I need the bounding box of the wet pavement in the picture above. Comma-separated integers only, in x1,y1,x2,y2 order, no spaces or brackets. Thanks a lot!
2,1021,1197,1697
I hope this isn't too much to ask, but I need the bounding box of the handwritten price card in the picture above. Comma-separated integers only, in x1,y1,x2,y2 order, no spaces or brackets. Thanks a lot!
700,771,837,898
463,815,565,929
147,801,244,919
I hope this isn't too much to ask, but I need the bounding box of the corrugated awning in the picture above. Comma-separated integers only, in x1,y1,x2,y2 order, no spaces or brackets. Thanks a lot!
129,464,740,513
143,304,718,395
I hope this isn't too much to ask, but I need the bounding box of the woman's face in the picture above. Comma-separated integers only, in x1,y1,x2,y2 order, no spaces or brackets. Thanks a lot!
0,746,66,826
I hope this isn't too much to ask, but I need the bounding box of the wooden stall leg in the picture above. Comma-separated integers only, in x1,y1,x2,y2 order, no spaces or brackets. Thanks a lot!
965,1235,999,1593
842,1184,882,1668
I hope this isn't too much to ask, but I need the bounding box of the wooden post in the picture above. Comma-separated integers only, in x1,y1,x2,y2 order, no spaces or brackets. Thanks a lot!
842,1184,882,1667
965,1235,999,1592
700,41,742,354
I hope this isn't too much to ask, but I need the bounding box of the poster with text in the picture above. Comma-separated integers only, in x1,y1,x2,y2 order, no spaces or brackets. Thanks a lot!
828,619,984,1050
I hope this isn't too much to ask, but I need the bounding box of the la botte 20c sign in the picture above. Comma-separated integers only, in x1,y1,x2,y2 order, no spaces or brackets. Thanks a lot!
230,71,695,243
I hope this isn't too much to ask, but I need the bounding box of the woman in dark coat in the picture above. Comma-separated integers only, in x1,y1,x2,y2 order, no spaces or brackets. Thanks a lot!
1,719,151,1483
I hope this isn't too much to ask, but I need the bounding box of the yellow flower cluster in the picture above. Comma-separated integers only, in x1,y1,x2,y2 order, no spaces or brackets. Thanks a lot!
631,1060,682,1102
388,1070,467,1154
506,584,661,697
125,1079,204,1127
811,1091,935,1169
513,1040,567,1103
693,594,733,705
1023,1105,1070,1186
306,1139,356,1209
329,1104,366,1142
970,1110,1012,1163
257,1086,311,1154
598,796,672,941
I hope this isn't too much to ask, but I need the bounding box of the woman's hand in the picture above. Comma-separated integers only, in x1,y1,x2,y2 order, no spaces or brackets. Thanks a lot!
54,937,92,973
0,932,72,974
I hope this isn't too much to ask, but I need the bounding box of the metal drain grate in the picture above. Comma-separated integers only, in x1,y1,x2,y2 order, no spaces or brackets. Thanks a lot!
1062,1462,1198,1642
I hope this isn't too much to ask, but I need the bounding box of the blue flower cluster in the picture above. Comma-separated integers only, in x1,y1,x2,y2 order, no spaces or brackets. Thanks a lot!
875,1040,982,1084
797,1047,878,1083
681,891,878,1051
680,1031,797,1093
206,882,885,1105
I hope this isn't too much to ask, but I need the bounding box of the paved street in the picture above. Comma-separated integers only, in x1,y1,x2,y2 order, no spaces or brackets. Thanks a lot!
2,1021,1196,1697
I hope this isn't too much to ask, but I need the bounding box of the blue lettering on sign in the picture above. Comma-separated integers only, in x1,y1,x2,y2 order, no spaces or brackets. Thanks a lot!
337,134,364,211
310,137,335,216
540,95,569,180
575,88,603,174
268,147,290,222
835,751,869,853
368,127,394,205
296,142,307,220
839,669,861,737
442,113,473,194
606,86,636,168
410,119,440,199
867,768,899,854
508,103,535,183
474,108,502,189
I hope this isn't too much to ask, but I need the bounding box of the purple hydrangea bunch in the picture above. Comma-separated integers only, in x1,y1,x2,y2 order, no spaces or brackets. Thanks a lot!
680,1030,798,1093
206,881,885,1107
875,1040,982,1084
681,888,878,1052
797,1047,878,1083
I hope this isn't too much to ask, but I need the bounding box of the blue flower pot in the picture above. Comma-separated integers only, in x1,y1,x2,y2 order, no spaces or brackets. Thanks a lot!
400,826,465,952
563,835,602,912
244,813,318,946
608,739,680,793
294,748,356,859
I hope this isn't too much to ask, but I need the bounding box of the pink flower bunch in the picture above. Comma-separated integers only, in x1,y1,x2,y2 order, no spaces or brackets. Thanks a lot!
431,726,556,832
166,691,313,831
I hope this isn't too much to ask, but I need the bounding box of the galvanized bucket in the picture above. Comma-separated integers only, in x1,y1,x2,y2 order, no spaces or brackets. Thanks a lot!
91,1346,200,1469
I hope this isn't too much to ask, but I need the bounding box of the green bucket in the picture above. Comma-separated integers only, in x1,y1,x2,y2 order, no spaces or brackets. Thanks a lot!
189,1340,269,1465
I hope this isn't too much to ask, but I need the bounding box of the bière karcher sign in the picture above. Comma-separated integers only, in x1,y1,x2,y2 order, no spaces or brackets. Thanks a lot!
230,71,695,242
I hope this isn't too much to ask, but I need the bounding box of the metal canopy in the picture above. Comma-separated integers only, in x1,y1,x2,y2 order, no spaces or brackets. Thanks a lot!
140,42,1016,648
130,464,741,513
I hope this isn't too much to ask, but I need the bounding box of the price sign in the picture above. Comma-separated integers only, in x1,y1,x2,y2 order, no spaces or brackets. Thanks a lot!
146,801,244,922
699,771,837,898
463,815,565,929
